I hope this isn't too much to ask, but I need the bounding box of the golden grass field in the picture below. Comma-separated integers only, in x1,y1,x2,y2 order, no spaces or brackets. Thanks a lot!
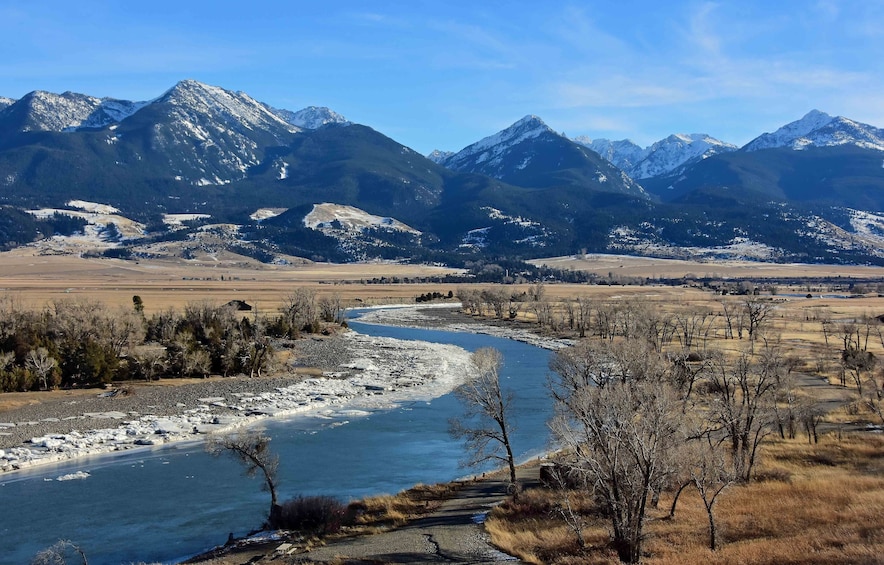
487,435,884,565
1,248,882,314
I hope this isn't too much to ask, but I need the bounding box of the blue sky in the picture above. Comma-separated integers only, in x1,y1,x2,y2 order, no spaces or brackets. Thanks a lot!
1,1,882,154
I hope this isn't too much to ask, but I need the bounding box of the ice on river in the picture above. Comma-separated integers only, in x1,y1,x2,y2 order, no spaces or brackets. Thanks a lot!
0,331,475,473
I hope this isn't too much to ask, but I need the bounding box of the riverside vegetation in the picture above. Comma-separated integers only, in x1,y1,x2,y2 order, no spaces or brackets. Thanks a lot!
0,289,347,392
453,283,883,564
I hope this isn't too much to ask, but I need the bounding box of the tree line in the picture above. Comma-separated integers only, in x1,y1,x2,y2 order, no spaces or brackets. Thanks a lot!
0,290,346,392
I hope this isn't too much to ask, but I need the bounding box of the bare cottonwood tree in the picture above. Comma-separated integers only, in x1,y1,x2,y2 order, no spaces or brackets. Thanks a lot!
704,350,776,482
206,429,281,525
30,539,88,565
26,347,57,390
744,297,775,342
688,436,736,550
549,377,685,564
449,347,518,489
318,293,344,323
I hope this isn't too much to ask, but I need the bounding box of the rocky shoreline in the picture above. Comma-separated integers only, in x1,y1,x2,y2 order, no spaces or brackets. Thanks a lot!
354,303,574,350
0,324,476,473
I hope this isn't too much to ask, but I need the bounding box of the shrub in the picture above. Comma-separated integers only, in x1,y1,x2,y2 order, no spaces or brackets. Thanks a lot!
274,495,348,534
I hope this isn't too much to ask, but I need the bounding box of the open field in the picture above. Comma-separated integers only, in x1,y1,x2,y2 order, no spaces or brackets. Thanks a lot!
0,249,464,313
529,253,884,280
2,250,882,316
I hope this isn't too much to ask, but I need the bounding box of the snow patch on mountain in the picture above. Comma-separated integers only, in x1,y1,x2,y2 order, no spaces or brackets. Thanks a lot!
609,225,784,261
159,80,298,135
66,200,120,215
148,80,303,183
162,213,212,226
743,110,884,152
0,97,15,110
458,207,550,250
304,203,421,234
576,133,737,179
250,208,287,221
273,106,349,129
27,207,145,247
277,160,289,180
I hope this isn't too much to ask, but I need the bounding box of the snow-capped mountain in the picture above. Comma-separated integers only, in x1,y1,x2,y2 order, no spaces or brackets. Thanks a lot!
575,133,737,179
155,79,300,138
1,81,883,266
573,137,645,172
125,80,304,185
426,149,454,164
441,115,553,174
631,134,737,179
0,90,147,132
0,97,15,111
273,105,349,129
743,110,884,152
439,115,647,197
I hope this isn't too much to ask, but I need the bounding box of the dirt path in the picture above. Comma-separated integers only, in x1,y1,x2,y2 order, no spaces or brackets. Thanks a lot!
185,464,539,565
294,466,537,564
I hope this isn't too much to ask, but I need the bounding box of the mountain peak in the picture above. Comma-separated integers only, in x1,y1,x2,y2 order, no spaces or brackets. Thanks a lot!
426,149,454,164
744,110,884,152
443,115,556,170
576,133,736,179
273,105,349,129
512,114,547,127
1,89,139,132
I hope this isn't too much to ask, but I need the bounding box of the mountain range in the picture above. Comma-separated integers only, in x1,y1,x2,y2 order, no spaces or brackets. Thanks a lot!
0,80,882,267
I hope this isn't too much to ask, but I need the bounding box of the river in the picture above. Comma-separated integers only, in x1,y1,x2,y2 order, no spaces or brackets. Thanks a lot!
0,314,554,565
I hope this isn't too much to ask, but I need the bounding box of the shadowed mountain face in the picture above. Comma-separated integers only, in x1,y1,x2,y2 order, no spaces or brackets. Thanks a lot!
0,82,882,265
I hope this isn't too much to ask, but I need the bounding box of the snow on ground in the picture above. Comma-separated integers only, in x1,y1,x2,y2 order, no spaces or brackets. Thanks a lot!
162,213,212,226
0,330,475,474
66,200,120,215
26,206,146,249
304,203,421,234
249,208,287,221
355,303,573,351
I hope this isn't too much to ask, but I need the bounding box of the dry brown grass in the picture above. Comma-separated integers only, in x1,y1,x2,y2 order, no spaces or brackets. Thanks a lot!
348,482,461,530
487,435,884,564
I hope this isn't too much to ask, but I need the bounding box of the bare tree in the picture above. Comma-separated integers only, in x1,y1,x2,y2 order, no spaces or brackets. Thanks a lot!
318,293,344,323
673,307,715,352
449,347,518,489
550,373,685,563
31,539,88,565
689,437,736,550
704,350,776,482
744,297,775,342
206,429,281,525
575,296,592,338
281,288,318,335
26,347,57,391
477,288,505,320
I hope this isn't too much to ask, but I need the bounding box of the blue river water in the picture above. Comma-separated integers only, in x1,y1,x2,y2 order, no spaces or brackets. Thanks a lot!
0,316,554,565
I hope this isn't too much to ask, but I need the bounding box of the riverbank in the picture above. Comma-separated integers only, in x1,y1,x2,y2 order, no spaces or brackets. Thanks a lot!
355,302,574,351
0,302,565,474
0,327,476,474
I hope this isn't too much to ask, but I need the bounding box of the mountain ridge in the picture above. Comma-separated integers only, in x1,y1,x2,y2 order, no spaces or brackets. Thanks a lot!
743,110,884,152
0,81,882,266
